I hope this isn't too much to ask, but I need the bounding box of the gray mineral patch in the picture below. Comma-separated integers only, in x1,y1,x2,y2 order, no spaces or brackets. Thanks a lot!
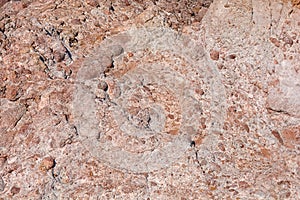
0,176,4,192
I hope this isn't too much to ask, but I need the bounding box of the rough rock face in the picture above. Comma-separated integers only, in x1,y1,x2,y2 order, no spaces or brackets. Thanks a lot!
73,27,226,173
0,0,299,199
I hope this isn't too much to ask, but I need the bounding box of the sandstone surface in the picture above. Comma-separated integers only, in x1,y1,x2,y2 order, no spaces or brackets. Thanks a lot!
0,0,299,199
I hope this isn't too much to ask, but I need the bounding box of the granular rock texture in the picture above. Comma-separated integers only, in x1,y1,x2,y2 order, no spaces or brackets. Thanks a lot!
0,0,299,199
73,27,226,173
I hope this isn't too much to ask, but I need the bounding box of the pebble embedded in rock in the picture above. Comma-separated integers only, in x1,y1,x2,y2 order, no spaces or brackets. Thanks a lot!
228,54,236,59
210,50,219,60
39,157,55,172
10,186,20,195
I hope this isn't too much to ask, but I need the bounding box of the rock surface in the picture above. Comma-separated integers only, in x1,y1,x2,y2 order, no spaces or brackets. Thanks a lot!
0,0,299,199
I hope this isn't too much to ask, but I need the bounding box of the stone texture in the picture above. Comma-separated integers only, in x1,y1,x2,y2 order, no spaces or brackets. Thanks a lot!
0,0,299,199
39,156,55,172
73,27,226,173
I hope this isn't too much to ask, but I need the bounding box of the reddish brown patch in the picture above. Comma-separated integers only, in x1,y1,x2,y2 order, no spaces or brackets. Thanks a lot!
238,181,250,188
241,123,250,133
168,129,179,135
281,126,299,149
269,37,280,47
10,186,20,195
168,114,175,119
195,88,204,95
128,52,134,57
268,79,279,87
194,134,205,145
86,0,99,7
39,157,55,172
228,54,236,59
271,130,284,145
209,185,217,191
112,61,138,78
199,117,206,129
260,147,271,159
210,50,219,61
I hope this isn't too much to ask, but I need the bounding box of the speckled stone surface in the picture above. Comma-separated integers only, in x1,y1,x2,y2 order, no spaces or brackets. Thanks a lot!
0,0,299,199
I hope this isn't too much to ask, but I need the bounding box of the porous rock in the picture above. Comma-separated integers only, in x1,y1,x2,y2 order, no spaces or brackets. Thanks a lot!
0,0,299,199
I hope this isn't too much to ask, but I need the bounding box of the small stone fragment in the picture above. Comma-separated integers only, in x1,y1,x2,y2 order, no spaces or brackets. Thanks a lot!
86,0,99,7
5,85,21,101
10,186,20,195
195,88,204,95
79,56,112,81
210,50,219,60
269,37,280,47
228,54,236,59
238,181,250,188
128,52,134,57
39,157,55,172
